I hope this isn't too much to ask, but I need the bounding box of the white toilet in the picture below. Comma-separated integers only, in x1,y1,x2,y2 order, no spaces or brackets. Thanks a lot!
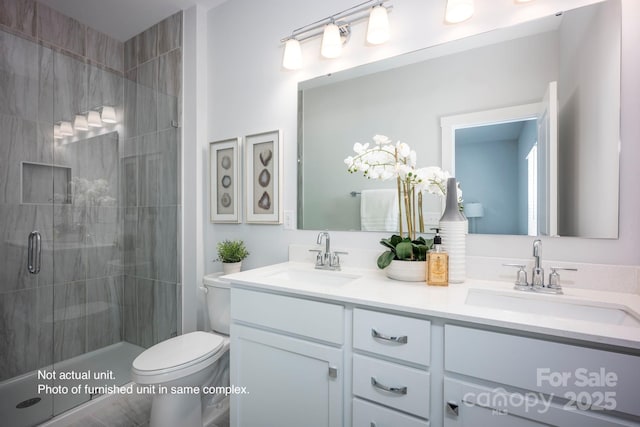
131,274,231,427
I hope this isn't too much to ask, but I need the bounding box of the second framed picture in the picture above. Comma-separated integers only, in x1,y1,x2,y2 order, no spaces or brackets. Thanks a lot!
210,137,241,223
245,130,282,224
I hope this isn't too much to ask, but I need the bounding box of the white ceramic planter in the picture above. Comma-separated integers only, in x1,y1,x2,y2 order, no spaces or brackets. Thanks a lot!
385,259,426,282
222,261,242,274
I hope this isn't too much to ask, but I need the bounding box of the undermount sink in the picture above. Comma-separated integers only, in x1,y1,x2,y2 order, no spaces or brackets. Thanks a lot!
266,268,361,287
465,289,640,328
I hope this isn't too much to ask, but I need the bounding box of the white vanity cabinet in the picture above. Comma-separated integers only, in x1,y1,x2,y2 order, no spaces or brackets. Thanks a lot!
443,325,640,427
230,288,345,427
351,308,431,427
228,271,640,427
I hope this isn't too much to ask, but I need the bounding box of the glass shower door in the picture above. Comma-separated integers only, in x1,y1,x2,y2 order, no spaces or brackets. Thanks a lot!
0,30,56,426
49,49,125,416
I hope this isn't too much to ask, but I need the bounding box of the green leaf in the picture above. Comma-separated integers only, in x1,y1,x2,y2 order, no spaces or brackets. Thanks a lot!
389,235,404,246
377,251,395,269
395,241,414,260
425,238,434,249
414,243,428,261
413,236,427,245
379,238,397,252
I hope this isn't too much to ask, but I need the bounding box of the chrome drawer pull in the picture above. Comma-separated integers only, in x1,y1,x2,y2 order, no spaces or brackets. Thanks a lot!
370,377,407,395
371,328,408,344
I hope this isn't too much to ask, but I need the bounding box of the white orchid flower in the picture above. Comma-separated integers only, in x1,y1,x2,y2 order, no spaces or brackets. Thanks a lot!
353,142,369,154
373,134,391,145
395,142,411,159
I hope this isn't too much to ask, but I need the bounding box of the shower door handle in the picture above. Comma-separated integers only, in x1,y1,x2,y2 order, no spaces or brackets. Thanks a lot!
27,231,41,274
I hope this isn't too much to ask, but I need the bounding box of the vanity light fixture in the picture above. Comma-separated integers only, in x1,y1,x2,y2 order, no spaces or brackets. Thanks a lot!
280,0,392,70
73,114,89,131
59,121,74,136
101,106,117,124
515,0,535,2
445,0,474,24
87,110,102,128
321,21,344,58
367,4,390,45
282,38,303,70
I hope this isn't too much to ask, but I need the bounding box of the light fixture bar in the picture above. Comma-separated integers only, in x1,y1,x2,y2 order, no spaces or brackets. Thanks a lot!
280,0,392,43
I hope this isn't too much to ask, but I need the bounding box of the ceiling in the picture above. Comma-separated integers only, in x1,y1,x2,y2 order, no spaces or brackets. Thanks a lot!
38,0,228,42
455,121,532,146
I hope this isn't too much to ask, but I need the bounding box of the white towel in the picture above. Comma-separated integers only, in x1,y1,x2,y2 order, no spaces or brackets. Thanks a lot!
360,189,399,232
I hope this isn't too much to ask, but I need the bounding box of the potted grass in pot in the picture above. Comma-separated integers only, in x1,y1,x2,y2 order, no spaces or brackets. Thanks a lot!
215,239,249,274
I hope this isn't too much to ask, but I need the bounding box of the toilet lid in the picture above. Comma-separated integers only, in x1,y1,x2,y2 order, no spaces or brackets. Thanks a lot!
133,331,224,372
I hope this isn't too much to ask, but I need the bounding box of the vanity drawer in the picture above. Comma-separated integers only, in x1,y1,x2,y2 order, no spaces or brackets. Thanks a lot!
353,308,430,366
231,288,344,344
445,325,640,417
353,354,430,419
353,397,430,427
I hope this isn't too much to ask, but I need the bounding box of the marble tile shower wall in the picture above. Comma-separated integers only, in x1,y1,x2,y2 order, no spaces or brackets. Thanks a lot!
0,0,128,381
121,12,182,349
0,0,181,381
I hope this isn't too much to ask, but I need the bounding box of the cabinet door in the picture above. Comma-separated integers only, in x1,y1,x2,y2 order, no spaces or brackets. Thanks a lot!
444,377,635,427
231,324,343,427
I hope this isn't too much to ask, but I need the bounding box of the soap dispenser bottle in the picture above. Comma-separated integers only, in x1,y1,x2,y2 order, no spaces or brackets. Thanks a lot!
427,229,449,286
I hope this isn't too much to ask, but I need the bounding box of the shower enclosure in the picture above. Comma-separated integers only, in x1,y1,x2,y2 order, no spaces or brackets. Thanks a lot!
0,3,182,426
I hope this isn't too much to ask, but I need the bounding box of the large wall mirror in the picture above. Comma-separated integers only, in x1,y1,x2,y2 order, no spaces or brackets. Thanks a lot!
297,0,620,239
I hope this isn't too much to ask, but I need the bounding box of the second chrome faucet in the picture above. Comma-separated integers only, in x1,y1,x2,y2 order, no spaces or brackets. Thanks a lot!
504,239,577,294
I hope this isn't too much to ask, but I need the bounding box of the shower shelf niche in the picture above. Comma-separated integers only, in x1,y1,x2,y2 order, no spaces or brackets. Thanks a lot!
21,161,72,204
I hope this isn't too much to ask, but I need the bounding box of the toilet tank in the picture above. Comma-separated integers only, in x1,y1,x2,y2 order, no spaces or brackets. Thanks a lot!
203,273,231,335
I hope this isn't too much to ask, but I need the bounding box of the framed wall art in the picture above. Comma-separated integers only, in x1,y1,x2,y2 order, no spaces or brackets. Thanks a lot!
245,130,282,224
210,137,241,223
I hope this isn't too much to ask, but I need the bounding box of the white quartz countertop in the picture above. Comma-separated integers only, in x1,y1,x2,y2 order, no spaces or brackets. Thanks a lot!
222,261,640,351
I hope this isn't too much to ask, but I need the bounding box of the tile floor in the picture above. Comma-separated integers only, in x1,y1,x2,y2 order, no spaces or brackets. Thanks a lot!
56,392,230,427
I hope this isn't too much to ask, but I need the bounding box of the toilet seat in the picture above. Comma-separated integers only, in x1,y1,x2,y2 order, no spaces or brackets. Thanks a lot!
132,331,225,383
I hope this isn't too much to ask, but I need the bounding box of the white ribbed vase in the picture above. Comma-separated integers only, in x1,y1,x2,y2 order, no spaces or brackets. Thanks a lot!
439,177,467,283
439,220,466,283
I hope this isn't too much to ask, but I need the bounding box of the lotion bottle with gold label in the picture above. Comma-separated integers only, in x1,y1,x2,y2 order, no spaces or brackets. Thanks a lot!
427,229,449,286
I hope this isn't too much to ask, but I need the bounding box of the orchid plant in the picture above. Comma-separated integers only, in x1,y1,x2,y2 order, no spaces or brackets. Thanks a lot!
344,134,460,241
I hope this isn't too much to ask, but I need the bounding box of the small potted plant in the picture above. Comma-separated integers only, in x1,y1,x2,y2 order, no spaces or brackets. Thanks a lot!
215,239,249,274
376,234,433,281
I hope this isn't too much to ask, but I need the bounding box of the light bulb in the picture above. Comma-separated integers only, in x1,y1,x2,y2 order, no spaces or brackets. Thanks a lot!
321,23,342,59
101,106,117,124
87,110,102,128
59,121,74,136
367,5,390,45
445,0,474,24
73,114,89,131
282,38,302,70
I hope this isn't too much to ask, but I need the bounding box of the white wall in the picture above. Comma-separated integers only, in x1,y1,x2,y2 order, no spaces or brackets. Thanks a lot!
457,138,520,234
517,120,539,234
558,0,621,238
201,0,640,319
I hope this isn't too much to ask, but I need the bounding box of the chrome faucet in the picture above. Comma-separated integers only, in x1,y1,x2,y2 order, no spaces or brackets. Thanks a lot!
318,232,330,257
310,232,347,271
531,239,544,287
504,239,577,294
